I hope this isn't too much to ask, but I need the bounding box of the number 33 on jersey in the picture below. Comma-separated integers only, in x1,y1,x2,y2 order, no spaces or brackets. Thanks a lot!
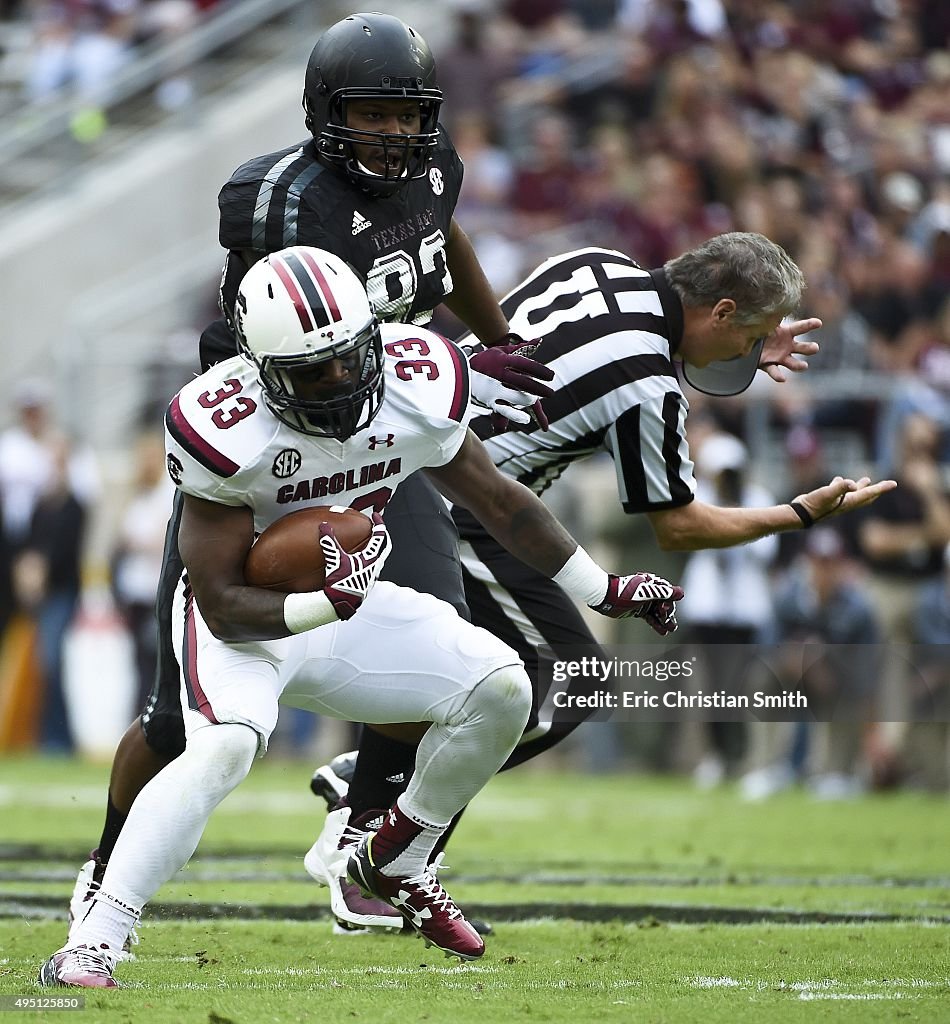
164,324,471,535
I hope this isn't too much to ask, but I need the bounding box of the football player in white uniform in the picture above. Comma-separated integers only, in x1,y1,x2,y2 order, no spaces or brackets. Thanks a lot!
40,246,684,987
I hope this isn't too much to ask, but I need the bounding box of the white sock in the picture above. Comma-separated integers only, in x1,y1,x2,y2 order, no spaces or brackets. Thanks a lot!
82,723,258,924
375,797,447,877
70,891,139,952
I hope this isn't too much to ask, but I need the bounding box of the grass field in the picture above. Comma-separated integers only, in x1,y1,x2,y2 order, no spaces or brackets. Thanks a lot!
0,753,948,1022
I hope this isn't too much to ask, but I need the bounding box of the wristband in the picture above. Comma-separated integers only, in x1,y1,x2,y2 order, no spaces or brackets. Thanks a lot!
552,546,610,606
283,591,338,633
788,501,814,529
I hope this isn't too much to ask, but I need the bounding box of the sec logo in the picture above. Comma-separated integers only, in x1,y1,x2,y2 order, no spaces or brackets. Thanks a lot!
272,448,302,478
429,167,444,195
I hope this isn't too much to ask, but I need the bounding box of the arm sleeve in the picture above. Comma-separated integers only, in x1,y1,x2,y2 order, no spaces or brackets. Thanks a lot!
608,391,695,513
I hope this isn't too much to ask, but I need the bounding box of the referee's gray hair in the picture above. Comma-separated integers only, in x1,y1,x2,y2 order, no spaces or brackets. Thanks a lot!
664,232,804,326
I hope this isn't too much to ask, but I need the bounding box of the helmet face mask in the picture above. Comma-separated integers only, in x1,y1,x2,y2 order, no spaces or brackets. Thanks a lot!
321,93,440,192
235,247,385,441
257,323,383,440
303,13,442,197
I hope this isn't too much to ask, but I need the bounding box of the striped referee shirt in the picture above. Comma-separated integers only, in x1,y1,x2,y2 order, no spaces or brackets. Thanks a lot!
458,247,696,516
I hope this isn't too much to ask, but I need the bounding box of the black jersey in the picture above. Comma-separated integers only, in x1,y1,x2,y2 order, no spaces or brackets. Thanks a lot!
217,132,463,329
457,247,696,516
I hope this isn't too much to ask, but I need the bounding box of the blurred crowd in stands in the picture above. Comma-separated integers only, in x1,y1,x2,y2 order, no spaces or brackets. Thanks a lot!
0,0,948,792
0,0,221,135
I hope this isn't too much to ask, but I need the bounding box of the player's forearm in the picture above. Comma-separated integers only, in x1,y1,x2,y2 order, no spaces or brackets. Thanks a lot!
443,222,509,344
427,433,579,574
468,483,579,576
648,499,802,551
178,498,295,642
188,578,295,643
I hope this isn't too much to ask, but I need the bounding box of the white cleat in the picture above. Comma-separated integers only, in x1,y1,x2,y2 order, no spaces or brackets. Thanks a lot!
38,943,120,988
305,806,403,931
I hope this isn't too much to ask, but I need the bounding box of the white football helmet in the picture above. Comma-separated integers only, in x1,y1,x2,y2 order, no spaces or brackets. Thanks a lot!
234,246,384,440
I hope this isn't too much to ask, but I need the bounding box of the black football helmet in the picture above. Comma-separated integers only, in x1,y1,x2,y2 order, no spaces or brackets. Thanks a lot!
303,13,443,197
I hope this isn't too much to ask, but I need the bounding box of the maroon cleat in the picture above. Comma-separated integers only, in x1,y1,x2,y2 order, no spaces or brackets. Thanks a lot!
348,837,485,960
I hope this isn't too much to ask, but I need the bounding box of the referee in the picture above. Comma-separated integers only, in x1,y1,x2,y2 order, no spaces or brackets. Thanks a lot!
312,232,896,924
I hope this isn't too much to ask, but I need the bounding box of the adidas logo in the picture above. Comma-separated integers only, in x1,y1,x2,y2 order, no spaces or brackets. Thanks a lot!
384,772,405,784
351,210,372,235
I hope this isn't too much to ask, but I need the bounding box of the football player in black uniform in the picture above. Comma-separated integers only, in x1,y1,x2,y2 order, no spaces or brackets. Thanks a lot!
66,11,554,943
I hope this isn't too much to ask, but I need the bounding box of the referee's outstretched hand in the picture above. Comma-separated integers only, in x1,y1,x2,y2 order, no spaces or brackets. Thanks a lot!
759,317,822,382
794,475,897,525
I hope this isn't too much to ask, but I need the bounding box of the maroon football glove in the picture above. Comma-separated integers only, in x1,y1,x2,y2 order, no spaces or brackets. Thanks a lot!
469,334,554,432
590,573,685,636
318,513,391,621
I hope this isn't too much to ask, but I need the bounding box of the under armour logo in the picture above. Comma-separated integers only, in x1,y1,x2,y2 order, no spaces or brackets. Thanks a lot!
393,890,432,927
368,434,395,450
429,168,444,195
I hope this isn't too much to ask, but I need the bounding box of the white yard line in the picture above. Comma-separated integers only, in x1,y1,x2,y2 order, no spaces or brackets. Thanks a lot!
687,974,943,1000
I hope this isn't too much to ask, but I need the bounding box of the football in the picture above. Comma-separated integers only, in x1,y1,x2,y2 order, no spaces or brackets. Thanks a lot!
244,505,373,592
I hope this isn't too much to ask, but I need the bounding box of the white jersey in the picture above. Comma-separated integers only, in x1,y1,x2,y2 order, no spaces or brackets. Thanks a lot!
161,324,520,754
164,323,471,533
